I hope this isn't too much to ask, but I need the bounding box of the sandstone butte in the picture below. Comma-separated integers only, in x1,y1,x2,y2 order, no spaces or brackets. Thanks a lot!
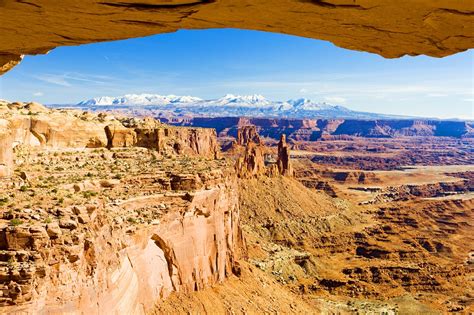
0,0,474,75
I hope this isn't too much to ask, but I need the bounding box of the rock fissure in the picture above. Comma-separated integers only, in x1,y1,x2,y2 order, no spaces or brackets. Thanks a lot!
98,0,214,11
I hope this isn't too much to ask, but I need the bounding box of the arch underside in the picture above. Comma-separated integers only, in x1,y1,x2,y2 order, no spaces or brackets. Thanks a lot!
0,0,473,74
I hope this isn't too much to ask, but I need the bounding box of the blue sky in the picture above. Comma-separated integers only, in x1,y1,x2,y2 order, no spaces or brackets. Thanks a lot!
0,29,472,119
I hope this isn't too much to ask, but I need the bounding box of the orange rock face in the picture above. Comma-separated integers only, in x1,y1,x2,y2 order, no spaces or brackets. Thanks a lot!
0,129,13,177
237,126,262,146
0,170,243,313
1,0,473,74
277,134,293,177
1,102,220,159
0,103,242,313
234,127,294,178
235,143,267,178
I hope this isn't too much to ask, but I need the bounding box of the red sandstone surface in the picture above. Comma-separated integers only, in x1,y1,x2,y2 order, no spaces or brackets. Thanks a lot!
1,103,473,313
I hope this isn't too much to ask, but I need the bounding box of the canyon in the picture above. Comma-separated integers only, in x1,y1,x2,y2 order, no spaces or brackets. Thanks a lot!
0,1,472,312
0,102,242,313
0,102,473,313
165,116,474,140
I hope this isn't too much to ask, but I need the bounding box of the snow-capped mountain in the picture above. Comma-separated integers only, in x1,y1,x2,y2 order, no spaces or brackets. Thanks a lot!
211,94,273,107
71,93,405,119
77,93,202,106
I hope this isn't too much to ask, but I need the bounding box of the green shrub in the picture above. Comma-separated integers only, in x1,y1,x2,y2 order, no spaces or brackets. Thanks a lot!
10,219,23,226
0,196,8,206
82,191,98,199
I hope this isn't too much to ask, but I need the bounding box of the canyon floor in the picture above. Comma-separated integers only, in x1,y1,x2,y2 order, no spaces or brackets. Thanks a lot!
0,103,473,314
156,137,474,314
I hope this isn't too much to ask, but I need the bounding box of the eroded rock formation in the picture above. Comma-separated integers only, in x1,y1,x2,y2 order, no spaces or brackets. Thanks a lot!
234,126,293,178
237,126,262,146
235,142,266,178
0,159,242,313
169,117,474,141
277,134,293,177
1,0,473,74
1,102,220,159
0,129,13,178
0,104,243,312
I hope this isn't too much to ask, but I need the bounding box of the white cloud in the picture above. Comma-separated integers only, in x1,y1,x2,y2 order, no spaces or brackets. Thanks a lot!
33,72,114,87
35,74,71,87
324,96,346,104
33,92,43,96
299,88,308,93
427,93,448,97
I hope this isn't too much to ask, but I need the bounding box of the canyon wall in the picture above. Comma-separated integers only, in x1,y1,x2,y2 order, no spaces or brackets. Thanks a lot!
168,117,474,141
2,102,219,159
0,171,243,313
0,126,12,178
0,102,243,312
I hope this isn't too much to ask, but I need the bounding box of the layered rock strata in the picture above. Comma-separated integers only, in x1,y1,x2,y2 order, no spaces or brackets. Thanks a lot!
0,165,242,313
0,103,243,312
234,127,293,178
169,117,474,141
1,101,219,159
237,126,262,146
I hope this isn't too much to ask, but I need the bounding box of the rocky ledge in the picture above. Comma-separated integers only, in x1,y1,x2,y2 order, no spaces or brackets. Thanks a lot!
0,103,244,313
0,101,219,177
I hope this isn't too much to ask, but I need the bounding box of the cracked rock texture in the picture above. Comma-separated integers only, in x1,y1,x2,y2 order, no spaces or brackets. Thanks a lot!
1,0,473,74
0,103,243,313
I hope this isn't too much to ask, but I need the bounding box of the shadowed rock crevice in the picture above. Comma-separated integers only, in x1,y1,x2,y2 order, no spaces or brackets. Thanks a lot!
99,0,215,10
151,234,179,290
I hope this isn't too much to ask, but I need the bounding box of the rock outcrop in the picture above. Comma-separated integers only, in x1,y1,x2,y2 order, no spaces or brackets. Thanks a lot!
105,122,220,159
6,110,108,149
0,103,243,313
235,143,266,178
0,167,242,313
277,134,293,177
234,127,293,178
237,126,262,146
1,102,220,159
0,128,13,178
1,0,473,74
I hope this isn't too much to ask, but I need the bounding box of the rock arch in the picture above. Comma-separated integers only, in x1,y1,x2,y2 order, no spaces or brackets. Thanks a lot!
0,0,473,74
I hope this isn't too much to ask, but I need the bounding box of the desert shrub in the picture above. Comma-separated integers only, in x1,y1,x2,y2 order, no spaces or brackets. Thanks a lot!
82,191,98,199
0,196,8,206
10,219,23,226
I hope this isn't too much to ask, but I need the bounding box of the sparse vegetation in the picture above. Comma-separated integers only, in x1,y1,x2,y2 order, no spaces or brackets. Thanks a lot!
9,218,23,226
82,191,98,199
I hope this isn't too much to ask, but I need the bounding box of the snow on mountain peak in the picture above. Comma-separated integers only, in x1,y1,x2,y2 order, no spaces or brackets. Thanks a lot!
77,93,202,106
74,93,361,118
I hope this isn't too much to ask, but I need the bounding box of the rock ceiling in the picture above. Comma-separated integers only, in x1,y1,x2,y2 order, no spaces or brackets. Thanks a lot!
0,0,473,74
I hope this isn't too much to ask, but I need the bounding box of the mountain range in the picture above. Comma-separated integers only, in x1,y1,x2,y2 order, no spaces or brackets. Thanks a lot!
73,93,410,120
